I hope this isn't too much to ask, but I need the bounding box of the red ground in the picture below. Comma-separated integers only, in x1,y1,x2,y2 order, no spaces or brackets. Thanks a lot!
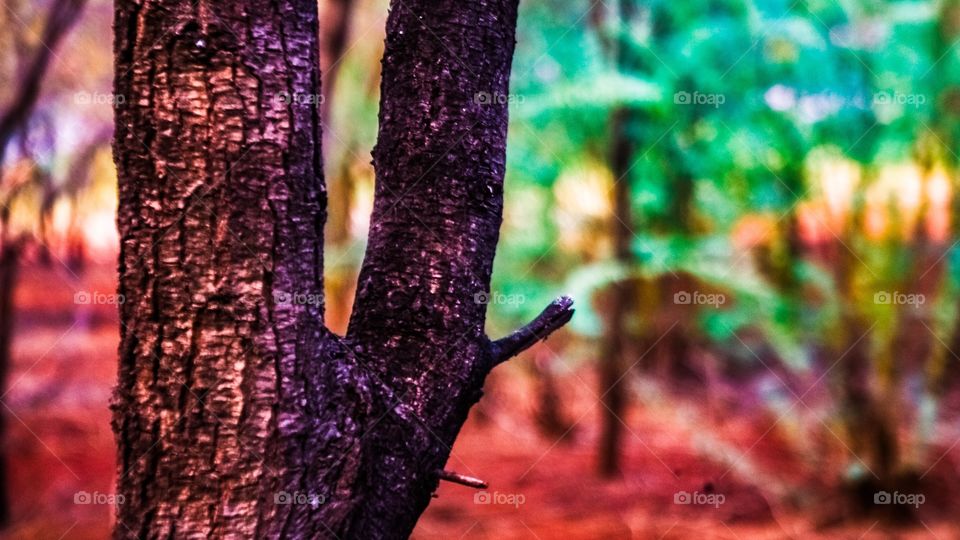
3,264,958,539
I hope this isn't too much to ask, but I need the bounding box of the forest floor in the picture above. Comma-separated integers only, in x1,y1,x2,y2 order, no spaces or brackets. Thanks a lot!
3,263,959,539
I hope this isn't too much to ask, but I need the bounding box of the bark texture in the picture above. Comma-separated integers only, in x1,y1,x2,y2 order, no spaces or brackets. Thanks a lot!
113,0,571,538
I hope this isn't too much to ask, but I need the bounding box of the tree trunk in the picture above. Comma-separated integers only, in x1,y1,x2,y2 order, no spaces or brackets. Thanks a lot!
112,1,571,538
531,350,576,442
0,242,20,526
0,1,87,526
597,0,639,479
599,106,633,478
319,0,357,335
319,0,353,127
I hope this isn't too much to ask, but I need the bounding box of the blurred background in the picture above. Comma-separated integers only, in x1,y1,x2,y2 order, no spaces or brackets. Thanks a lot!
3,0,960,537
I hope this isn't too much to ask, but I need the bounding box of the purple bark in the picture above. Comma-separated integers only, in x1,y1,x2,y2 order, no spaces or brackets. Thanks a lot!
112,0,571,538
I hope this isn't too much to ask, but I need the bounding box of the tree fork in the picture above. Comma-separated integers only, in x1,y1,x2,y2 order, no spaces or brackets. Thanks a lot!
112,0,571,538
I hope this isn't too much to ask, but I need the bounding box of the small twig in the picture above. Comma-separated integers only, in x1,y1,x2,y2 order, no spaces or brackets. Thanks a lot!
437,469,488,489
491,296,574,364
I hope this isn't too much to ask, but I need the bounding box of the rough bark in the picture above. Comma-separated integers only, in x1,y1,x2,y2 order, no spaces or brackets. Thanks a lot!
112,1,332,536
113,0,571,538
343,1,561,533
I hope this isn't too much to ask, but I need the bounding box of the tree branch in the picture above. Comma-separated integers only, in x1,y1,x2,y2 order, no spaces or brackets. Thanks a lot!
0,0,87,169
346,0,521,376
491,296,575,364
437,469,488,490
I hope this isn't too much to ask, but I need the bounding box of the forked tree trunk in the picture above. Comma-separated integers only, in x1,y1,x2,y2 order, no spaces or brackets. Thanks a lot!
112,0,571,538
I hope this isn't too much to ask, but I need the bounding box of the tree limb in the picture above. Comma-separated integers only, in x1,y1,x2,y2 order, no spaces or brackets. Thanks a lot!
491,296,575,364
437,469,488,490
0,0,87,169
346,0,521,380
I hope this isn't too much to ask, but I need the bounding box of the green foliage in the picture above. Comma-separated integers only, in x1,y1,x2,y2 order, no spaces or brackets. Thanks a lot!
484,0,960,495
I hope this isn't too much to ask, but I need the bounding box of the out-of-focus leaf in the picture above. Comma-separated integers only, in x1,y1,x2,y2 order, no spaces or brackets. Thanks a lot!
516,72,662,119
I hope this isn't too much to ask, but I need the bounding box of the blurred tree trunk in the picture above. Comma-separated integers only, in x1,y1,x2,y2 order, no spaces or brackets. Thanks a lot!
531,350,576,443
112,0,570,538
599,106,634,477
657,144,695,381
832,173,913,520
935,0,960,393
320,0,353,125
319,0,357,334
597,0,641,478
0,241,20,526
0,0,87,527
764,163,804,304
0,0,87,168
319,0,353,242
